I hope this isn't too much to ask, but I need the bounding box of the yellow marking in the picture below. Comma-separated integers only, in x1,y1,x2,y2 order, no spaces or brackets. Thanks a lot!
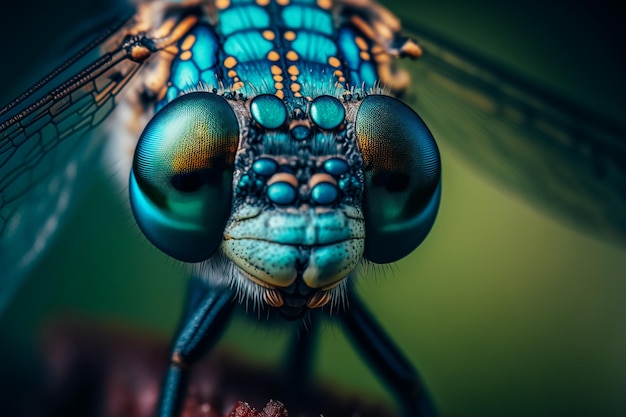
224,56,237,68
290,83,301,92
360,51,370,61
180,51,192,61
181,34,196,51
276,90,285,99
286,50,299,61
338,76,345,83
333,69,343,76
275,82,284,89
400,39,423,58
294,92,302,98
328,56,341,67
233,81,245,90
256,0,270,5
271,65,283,74
375,53,390,63
276,0,289,5
153,18,177,39
284,31,296,41
373,21,393,42
234,77,240,82
287,65,300,75
268,172,298,187
165,16,200,48
350,16,376,41
317,0,332,9
273,75,283,82
267,51,280,61
263,30,275,40
228,70,237,78
216,0,230,9
157,86,167,101
164,45,179,55
130,44,152,62
371,45,384,55
355,36,368,51
290,75,298,81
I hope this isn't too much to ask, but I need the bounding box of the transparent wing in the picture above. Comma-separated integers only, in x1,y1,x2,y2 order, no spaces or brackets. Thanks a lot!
0,7,159,314
401,21,626,245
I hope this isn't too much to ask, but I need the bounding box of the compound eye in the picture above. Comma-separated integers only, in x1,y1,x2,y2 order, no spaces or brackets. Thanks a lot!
355,95,441,264
130,92,239,262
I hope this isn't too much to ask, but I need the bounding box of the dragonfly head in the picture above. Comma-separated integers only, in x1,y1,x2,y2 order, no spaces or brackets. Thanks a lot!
129,91,440,317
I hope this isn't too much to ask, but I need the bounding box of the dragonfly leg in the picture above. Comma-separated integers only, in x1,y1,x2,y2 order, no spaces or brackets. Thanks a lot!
340,293,438,417
158,283,235,417
283,314,319,386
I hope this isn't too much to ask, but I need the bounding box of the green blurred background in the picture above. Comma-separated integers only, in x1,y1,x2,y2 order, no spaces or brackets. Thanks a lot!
1,0,625,416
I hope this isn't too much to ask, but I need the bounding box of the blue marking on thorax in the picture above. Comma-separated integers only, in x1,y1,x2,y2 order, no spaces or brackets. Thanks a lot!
281,6,333,35
223,32,273,62
219,5,270,36
157,24,221,111
337,27,378,89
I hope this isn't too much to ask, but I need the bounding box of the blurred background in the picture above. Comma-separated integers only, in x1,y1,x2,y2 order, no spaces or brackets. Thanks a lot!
1,0,625,416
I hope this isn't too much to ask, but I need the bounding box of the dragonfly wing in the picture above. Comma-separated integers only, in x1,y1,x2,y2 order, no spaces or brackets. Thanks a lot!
0,7,159,314
402,21,626,245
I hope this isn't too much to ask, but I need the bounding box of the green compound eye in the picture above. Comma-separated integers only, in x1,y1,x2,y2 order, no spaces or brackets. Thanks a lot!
250,94,287,129
130,92,240,262
310,95,345,130
355,95,441,264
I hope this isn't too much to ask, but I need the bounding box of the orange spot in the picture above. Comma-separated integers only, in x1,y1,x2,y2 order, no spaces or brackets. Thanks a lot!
317,0,332,9
276,90,285,99
224,56,237,68
400,39,423,59
286,50,299,61
273,75,283,82
262,30,275,40
216,0,230,9
267,51,280,61
290,83,301,92
284,31,296,41
360,51,370,61
290,75,298,81
234,77,240,82
274,82,284,89
271,65,283,75
333,69,343,76
355,36,368,51
180,51,192,61
228,70,237,78
276,0,289,5
294,92,303,98
256,0,270,5
328,56,341,67
233,81,245,90
287,65,299,75
181,34,196,51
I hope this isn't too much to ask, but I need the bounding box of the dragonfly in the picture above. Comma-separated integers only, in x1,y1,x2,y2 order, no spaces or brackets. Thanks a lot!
1,0,624,416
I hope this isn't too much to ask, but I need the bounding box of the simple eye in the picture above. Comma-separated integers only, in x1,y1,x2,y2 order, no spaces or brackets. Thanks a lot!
355,95,441,264
129,92,239,262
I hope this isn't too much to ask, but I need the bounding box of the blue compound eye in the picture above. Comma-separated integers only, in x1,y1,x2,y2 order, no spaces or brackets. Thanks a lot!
323,158,349,176
355,95,441,264
129,92,239,263
252,158,279,176
250,94,287,129
310,95,345,130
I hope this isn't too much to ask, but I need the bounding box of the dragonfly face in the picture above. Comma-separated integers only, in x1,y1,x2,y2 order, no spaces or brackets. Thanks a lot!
1,0,624,416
